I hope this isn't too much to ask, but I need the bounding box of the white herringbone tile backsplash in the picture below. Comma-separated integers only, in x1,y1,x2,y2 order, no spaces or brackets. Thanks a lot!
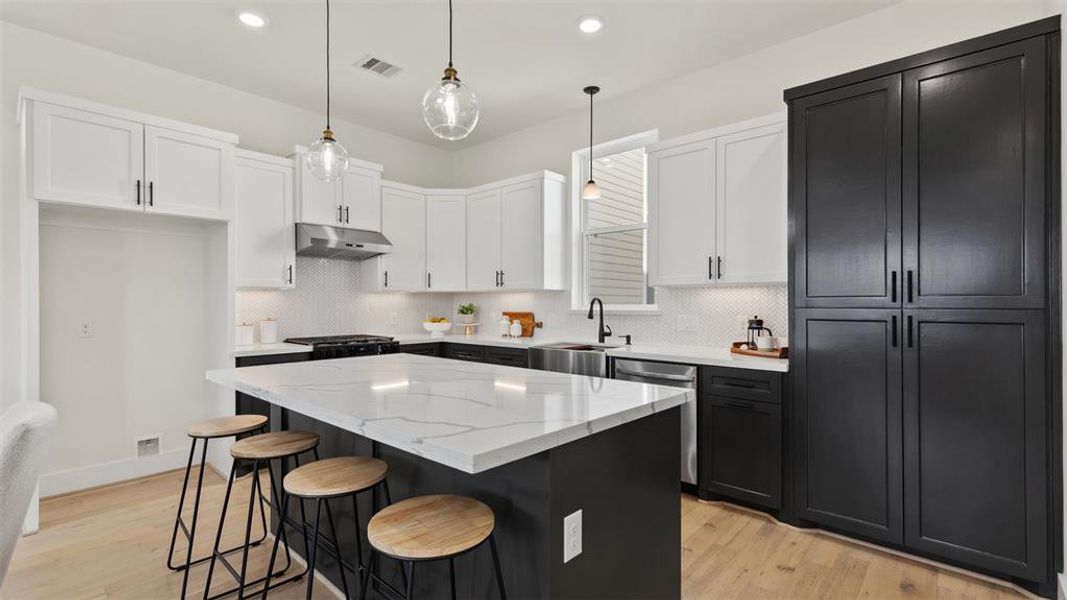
237,256,787,347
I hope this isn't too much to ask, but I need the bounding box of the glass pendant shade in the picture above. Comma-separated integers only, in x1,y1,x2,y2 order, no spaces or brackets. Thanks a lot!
422,76,479,141
306,130,349,182
581,179,601,201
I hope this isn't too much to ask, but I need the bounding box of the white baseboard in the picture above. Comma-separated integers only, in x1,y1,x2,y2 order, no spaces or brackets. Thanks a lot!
38,448,189,497
1057,572,1066,600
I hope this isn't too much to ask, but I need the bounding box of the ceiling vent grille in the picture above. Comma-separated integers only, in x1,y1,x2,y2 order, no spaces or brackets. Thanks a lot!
356,55,402,78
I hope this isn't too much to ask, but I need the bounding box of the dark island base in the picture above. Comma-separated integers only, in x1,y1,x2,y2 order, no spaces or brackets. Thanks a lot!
269,406,681,599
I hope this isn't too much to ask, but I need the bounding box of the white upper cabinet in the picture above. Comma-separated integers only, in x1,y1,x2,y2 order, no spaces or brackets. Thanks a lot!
144,126,234,220
426,195,466,292
24,92,237,221
235,150,294,290
715,121,787,283
293,147,382,229
343,164,382,231
363,183,425,292
465,188,502,291
31,103,144,211
499,179,546,290
648,113,786,286
648,140,716,286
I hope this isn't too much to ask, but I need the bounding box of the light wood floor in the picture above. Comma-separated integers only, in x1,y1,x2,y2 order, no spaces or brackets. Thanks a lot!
1,468,1028,599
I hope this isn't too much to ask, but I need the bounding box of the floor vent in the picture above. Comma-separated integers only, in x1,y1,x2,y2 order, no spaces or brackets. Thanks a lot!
356,55,402,78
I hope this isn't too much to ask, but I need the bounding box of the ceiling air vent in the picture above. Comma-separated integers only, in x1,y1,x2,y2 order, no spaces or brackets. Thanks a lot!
356,55,402,78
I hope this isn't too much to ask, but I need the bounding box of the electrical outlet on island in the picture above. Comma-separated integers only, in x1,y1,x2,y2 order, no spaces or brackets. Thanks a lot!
563,509,582,563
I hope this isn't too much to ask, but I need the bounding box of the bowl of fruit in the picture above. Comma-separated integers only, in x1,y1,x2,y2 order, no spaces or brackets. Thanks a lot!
422,317,451,338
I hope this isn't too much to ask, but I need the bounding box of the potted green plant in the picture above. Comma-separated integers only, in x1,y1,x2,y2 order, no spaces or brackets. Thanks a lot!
457,303,477,324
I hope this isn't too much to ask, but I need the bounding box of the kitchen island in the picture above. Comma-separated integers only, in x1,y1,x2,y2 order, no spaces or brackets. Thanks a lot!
207,353,690,599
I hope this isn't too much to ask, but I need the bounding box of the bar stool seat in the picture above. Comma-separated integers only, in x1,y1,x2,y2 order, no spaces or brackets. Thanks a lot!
284,456,388,498
368,495,494,560
229,430,319,460
186,414,267,438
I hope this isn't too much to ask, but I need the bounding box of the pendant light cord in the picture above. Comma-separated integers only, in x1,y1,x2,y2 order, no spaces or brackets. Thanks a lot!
326,0,332,130
588,91,594,181
448,0,454,67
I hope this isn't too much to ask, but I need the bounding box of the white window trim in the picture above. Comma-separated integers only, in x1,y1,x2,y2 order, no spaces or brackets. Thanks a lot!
569,129,659,313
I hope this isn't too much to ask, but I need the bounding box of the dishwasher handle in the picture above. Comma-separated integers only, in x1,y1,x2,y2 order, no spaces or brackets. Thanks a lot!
614,367,695,383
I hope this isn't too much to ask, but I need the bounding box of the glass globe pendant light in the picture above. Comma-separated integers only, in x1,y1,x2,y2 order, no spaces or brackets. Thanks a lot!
581,85,602,201
422,0,479,141
306,0,349,181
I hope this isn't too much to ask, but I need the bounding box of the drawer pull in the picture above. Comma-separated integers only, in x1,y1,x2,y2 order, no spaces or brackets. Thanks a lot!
615,368,695,382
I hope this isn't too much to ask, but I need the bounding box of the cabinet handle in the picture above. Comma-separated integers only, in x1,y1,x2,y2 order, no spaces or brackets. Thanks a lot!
496,271,501,287
906,270,914,303
287,264,293,284
338,205,344,223
907,315,914,348
891,271,897,303
345,206,350,224
136,180,142,205
708,256,713,280
722,400,757,411
500,271,505,287
891,315,898,347
717,256,722,279
148,181,154,207
384,271,389,288
427,272,431,289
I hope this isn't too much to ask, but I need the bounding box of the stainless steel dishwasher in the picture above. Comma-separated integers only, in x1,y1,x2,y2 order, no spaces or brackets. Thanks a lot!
613,358,698,486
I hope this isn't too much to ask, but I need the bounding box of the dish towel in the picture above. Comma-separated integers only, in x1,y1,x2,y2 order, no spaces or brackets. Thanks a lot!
0,402,57,585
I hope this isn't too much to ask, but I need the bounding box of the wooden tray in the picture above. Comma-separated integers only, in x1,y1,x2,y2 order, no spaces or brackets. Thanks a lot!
731,342,788,359
502,311,543,337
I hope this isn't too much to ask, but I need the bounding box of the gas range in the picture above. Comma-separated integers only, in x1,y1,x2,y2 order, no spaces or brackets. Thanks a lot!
284,334,400,360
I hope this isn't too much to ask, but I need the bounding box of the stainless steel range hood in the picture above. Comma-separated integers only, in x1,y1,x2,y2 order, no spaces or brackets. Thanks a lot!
295,223,392,260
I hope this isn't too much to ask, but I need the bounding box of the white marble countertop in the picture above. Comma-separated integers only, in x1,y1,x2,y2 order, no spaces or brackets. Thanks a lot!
232,342,311,358
207,354,691,474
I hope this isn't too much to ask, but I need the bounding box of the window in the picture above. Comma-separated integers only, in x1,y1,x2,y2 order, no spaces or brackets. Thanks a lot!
572,131,658,312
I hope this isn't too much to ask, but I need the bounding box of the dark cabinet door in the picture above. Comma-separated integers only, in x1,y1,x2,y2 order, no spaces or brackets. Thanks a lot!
791,75,902,308
401,343,441,356
699,396,781,509
902,309,1046,579
793,308,903,544
485,346,529,368
902,38,1047,309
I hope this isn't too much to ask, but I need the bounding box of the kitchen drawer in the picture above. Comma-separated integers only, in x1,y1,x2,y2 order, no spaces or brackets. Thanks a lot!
699,395,782,509
402,343,441,357
443,343,487,362
485,346,529,368
700,366,781,404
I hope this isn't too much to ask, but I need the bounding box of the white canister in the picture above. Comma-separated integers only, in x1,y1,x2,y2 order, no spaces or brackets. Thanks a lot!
259,319,278,344
509,320,523,338
498,316,512,337
235,324,254,346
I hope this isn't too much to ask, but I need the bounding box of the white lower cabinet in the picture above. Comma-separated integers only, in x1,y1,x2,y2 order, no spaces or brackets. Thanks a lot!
426,195,467,291
648,114,786,287
363,184,426,292
26,94,236,221
235,150,294,289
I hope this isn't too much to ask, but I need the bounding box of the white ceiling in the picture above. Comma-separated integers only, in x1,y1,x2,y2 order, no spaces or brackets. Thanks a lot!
0,1,898,149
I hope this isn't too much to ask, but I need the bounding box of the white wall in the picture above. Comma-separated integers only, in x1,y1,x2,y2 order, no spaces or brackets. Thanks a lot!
0,21,453,415
447,0,1059,187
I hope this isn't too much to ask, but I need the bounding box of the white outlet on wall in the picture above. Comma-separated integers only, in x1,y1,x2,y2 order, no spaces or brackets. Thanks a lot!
79,321,94,338
563,509,582,563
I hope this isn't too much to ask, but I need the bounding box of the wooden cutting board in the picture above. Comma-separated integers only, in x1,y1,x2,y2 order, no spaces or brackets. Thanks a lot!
502,311,542,337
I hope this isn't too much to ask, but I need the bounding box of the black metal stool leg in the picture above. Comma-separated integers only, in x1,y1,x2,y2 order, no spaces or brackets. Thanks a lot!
203,462,239,600
179,438,209,598
235,460,263,600
305,499,323,600
404,562,415,600
448,557,457,600
489,534,507,600
322,497,352,600
351,495,365,599
259,492,290,600
264,458,294,572
359,550,376,600
168,438,200,570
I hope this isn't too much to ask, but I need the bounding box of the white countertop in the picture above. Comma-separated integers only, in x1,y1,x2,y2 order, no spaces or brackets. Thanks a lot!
396,333,788,372
207,354,691,474
232,342,311,358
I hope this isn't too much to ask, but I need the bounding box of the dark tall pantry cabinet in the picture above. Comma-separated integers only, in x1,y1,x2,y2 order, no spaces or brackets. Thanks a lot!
785,17,1061,595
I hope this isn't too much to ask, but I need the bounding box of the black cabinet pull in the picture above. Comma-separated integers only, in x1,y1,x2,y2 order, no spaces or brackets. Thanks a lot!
136,180,142,205
148,181,154,207
500,271,505,287
907,315,914,347
384,271,389,288
427,272,431,288
717,256,722,279
891,315,898,347
338,205,343,223
495,271,500,286
723,400,757,411
719,379,758,389
345,206,350,224
891,271,897,303
708,256,713,280
906,270,914,303
287,264,293,284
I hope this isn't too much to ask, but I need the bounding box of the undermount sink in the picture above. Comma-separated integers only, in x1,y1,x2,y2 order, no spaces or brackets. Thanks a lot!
529,342,613,377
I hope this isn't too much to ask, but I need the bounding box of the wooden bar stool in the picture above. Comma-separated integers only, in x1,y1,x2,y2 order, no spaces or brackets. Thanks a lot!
168,415,269,599
202,430,320,600
362,495,507,600
260,456,390,599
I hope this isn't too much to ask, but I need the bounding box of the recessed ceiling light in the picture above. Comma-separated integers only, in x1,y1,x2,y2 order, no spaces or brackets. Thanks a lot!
236,10,268,29
578,16,603,34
